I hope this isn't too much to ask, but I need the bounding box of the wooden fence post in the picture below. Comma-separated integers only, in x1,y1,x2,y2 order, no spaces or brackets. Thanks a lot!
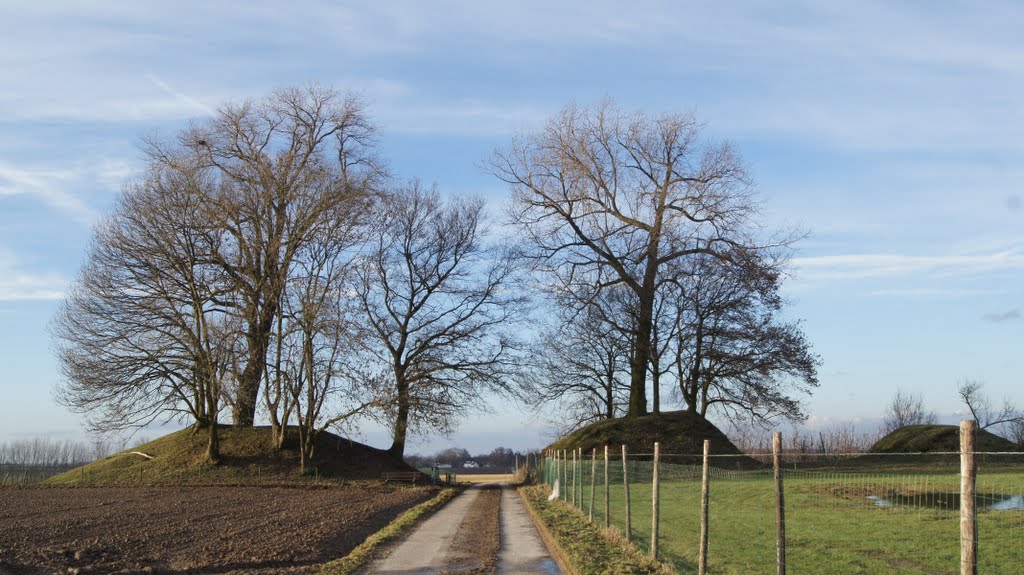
773,432,786,575
623,444,632,542
578,447,584,508
590,448,597,521
699,439,711,575
604,444,610,528
652,441,661,559
561,449,566,497
573,448,581,505
961,419,977,575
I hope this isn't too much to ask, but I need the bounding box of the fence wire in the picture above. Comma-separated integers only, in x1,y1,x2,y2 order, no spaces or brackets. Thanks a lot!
543,447,1023,574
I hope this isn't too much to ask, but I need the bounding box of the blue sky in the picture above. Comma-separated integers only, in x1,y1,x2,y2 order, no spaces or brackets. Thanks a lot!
1,1,1021,454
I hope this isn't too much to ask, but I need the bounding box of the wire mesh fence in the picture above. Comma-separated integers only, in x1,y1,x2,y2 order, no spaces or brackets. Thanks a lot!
541,422,1024,574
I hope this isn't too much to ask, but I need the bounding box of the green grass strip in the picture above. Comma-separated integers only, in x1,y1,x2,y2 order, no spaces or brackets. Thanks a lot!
519,484,675,575
317,486,460,575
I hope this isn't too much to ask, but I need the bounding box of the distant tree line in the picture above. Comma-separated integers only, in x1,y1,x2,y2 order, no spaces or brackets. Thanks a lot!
52,87,821,471
404,446,533,469
0,438,102,468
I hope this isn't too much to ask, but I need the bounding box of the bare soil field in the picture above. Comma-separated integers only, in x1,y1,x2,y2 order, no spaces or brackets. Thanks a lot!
0,484,436,575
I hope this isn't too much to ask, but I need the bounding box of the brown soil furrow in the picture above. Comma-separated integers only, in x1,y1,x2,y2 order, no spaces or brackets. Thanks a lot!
0,485,434,575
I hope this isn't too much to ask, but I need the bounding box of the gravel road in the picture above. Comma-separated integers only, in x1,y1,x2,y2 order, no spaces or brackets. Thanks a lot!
367,483,559,575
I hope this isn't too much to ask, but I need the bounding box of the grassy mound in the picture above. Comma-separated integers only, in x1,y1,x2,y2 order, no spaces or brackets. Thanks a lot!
547,411,759,467
45,426,420,486
870,424,1020,453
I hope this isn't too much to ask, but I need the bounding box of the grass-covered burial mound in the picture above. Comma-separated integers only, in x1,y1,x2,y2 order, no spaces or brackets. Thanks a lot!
46,426,420,486
870,424,1020,454
546,410,761,468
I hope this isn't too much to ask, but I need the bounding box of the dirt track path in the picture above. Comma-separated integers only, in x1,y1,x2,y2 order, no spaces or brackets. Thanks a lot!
367,483,559,575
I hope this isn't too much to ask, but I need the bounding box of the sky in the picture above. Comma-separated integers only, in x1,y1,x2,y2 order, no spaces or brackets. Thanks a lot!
0,1,1021,455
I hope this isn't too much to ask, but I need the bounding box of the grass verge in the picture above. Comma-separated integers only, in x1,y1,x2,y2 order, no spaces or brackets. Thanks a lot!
316,486,459,575
519,484,675,575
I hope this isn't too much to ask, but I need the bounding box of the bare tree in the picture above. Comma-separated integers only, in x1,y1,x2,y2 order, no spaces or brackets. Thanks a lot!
280,231,383,474
354,181,528,458
1008,419,1024,447
54,86,382,466
185,85,384,426
533,300,631,431
881,389,937,435
957,379,1022,436
492,99,793,416
667,252,818,424
53,155,233,462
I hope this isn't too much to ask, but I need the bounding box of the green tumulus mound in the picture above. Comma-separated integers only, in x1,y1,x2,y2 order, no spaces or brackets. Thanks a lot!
546,410,760,467
45,426,418,486
870,424,1021,454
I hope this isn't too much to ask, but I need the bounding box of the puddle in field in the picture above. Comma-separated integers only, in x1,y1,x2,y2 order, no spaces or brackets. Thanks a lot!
867,492,1024,510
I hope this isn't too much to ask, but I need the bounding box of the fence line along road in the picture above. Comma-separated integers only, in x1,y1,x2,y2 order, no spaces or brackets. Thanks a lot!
541,420,1023,575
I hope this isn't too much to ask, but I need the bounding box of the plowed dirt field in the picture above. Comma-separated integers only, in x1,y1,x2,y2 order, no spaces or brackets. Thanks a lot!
0,485,435,574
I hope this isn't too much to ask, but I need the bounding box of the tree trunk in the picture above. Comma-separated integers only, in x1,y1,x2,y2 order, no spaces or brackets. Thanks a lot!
388,378,410,459
233,306,276,427
627,354,647,416
206,424,220,464
605,353,616,419
627,294,654,417
651,326,661,414
652,363,661,415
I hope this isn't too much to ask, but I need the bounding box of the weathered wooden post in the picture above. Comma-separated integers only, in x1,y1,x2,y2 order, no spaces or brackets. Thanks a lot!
623,444,632,542
604,444,610,528
565,448,573,497
573,448,581,505
773,432,786,575
578,447,584,508
589,448,597,520
563,449,568,498
652,441,661,559
961,419,977,575
699,439,711,575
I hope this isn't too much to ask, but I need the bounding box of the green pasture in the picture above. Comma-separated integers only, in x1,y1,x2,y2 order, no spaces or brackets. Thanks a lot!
551,462,1024,574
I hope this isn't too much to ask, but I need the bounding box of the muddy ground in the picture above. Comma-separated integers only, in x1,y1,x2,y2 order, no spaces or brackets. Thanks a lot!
0,485,435,575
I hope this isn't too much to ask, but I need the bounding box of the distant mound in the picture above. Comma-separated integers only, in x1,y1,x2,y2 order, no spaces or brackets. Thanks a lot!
871,424,1020,453
547,411,761,468
45,426,420,486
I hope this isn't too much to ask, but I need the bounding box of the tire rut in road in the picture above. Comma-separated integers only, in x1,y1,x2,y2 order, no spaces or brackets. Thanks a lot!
439,485,502,575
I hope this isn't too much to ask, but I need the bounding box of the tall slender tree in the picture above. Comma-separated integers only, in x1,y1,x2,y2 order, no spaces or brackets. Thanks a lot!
354,181,527,458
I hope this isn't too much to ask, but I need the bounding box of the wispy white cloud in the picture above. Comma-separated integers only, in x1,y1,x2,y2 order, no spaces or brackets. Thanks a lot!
0,162,98,224
1,0,1020,151
144,74,216,117
0,250,67,301
376,98,548,136
792,250,1024,283
868,288,1008,299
